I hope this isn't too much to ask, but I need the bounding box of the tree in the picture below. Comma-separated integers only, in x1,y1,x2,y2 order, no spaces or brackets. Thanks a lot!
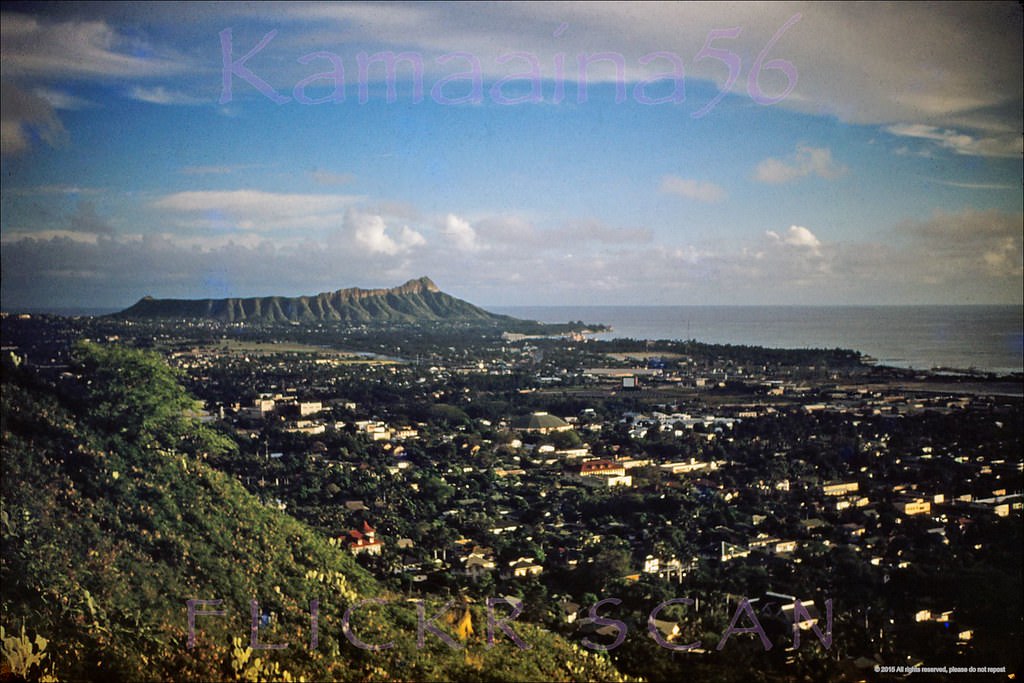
548,429,582,450
71,342,197,446
69,342,235,460
588,547,632,589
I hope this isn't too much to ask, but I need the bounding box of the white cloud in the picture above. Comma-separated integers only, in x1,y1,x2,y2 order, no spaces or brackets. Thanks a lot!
767,225,822,251
441,213,478,251
31,86,95,110
0,13,189,79
923,178,1017,191
348,210,425,255
659,176,727,203
2,3,1017,153
754,159,802,185
399,226,427,249
4,207,1021,308
267,2,1019,143
886,123,1023,159
983,237,1020,275
129,86,204,106
754,225,830,286
152,190,362,232
755,145,846,184
900,208,1023,279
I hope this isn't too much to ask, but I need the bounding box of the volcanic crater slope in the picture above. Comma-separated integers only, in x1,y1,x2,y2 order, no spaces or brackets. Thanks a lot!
116,277,510,324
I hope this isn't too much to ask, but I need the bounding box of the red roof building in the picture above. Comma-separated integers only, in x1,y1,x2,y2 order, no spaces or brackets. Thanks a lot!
346,520,384,555
579,459,626,477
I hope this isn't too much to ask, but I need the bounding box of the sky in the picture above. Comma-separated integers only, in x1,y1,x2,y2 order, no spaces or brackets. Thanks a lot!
1,1,1022,309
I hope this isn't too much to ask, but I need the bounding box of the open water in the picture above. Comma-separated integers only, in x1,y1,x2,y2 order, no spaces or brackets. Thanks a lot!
494,305,1023,375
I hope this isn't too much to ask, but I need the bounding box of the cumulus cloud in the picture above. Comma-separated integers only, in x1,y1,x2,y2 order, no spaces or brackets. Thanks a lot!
659,176,727,203
347,209,425,255
900,209,1023,279
766,225,822,251
755,145,846,184
0,227,432,309
982,238,1020,275
441,213,478,251
750,225,831,286
3,207,1021,308
729,209,1021,302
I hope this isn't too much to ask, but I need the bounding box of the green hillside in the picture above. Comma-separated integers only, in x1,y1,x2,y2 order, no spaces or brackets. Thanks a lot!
0,344,630,682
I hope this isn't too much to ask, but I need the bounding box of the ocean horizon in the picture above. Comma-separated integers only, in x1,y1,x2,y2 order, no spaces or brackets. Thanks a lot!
495,304,1024,375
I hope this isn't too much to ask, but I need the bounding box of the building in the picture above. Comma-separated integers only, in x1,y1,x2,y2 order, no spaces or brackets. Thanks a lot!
605,474,633,488
822,481,859,496
253,398,276,414
720,541,750,562
462,546,497,579
508,557,544,578
660,459,714,475
510,412,573,434
898,498,932,516
579,459,627,477
346,521,383,556
297,401,322,416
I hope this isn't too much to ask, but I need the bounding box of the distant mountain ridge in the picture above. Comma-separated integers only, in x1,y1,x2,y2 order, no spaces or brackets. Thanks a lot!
116,276,510,324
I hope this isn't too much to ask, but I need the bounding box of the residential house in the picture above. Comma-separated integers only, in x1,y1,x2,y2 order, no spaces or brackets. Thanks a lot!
346,521,383,556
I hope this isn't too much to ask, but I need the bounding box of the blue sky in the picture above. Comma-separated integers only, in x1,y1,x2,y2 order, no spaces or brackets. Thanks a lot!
2,2,1021,309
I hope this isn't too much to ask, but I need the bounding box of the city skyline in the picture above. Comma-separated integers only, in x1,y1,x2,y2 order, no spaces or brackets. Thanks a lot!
1,2,1021,309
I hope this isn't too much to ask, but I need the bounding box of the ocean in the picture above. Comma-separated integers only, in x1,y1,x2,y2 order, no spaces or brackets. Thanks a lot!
494,305,1024,375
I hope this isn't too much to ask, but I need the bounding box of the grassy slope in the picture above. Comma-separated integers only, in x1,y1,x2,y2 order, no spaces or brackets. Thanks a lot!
1,350,630,682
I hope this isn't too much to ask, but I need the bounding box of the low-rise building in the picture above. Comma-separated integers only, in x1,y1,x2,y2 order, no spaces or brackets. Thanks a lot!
346,521,383,556
822,481,859,496
508,557,543,578
580,459,626,477
899,498,932,516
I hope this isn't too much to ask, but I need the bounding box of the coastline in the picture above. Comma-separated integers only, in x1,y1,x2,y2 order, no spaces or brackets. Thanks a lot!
495,304,1024,377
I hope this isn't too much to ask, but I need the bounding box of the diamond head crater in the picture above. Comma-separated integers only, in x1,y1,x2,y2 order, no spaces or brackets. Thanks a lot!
114,276,605,336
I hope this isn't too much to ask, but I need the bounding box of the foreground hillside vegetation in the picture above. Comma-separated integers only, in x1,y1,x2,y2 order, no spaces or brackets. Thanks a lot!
1,343,631,682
